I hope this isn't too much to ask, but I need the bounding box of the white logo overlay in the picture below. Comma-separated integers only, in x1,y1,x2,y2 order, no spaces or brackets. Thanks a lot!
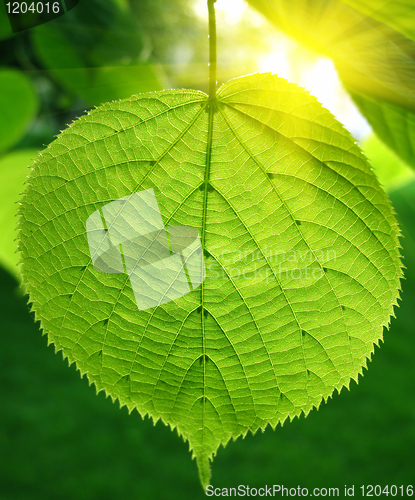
86,189,206,311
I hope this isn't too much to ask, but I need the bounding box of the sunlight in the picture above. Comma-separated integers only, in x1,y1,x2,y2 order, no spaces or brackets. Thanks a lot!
259,47,371,139
258,46,340,111
193,0,248,24
191,0,371,139
215,0,248,24
302,58,339,110
258,52,290,80
300,58,371,139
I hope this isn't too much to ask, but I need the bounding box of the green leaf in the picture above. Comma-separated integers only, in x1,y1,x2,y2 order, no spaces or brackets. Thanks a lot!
32,26,164,107
361,133,414,192
0,149,39,276
0,69,38,153
349,90,415,170
18,74,402,487
32,0,165,106
340,0,415,42
247,0,415,167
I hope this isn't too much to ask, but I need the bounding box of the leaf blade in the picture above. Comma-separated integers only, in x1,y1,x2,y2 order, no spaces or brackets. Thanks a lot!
18,74,402,485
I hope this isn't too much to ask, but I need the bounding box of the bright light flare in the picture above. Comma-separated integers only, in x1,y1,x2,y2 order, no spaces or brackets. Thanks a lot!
191,0,371,139
215,0,247,24
259,47,371,139
193,0,248,24
259,52,290,80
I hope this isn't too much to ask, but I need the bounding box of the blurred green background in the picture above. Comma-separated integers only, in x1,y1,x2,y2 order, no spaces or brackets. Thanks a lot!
0,0,414,498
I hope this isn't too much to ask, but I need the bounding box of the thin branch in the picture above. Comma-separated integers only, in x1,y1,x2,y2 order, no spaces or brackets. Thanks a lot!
208,0,217,100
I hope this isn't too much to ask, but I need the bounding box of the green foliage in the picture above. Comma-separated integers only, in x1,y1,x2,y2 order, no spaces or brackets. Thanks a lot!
361,135,414,192
18,73,402,486
350,93,415,170
247,0,415,169
0,2,13,41
0,69,38,153
0,149,39,276
32,0,164,106
341,0,415,42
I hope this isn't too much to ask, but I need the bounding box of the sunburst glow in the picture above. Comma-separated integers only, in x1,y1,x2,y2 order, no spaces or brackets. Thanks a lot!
192,0,371,139
193,0,248,24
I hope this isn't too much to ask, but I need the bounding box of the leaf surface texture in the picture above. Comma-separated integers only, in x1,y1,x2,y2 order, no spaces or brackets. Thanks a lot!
18,74,402,486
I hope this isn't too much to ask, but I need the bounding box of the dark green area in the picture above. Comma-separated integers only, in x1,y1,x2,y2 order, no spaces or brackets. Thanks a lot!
1,182,414,498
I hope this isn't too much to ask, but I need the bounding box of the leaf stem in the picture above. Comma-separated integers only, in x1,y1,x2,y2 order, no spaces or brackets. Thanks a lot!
208,0,217,100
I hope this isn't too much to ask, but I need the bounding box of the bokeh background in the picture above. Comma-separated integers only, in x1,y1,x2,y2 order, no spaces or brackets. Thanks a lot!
0,0,414,498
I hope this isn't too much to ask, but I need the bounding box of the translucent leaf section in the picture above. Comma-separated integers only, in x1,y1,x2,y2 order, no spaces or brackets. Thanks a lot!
341,0,415,43
0,69,38,153
18,74,402,487
0,149,39,275
349,91,415,169
247,0,415,168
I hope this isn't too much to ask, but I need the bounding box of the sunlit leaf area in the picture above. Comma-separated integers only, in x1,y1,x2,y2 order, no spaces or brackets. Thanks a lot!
1,0,414,498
